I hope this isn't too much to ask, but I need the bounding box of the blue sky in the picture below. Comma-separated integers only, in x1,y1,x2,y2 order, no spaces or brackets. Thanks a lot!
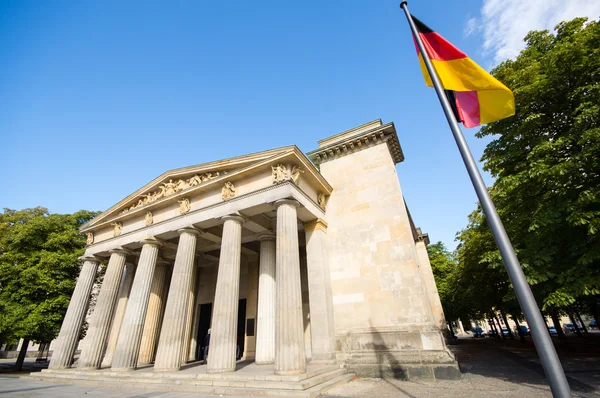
1,0,597,250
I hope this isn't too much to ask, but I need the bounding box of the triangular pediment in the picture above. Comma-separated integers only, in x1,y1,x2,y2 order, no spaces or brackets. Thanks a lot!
82,146,331,231
84,146,294,228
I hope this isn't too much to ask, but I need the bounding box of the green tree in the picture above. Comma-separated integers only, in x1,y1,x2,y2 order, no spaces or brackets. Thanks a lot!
453,18,600,330
477,18,600,310
0,207,99,370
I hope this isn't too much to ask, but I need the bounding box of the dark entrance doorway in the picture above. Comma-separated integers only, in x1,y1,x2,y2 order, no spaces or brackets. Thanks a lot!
196,299,247,361
197,303,212,361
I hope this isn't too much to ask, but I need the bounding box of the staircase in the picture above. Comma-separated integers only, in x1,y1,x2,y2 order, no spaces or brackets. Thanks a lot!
22,363,355,397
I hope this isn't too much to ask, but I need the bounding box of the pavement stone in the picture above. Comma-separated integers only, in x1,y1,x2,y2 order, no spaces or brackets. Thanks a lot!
2,335,599,397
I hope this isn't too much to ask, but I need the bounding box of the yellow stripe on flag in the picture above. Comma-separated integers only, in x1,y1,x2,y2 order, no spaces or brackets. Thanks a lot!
417,54,514,125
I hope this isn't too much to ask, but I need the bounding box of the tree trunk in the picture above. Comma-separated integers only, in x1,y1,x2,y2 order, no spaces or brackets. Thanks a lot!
447,321,457,343
550,308,567,343
489,317,500,338
460,317,472,332
494,313,506,340
568,313,582,337
591,302,600,330
512,313,526,343
14,338,30,371
576,311,588,334
500,310,515,340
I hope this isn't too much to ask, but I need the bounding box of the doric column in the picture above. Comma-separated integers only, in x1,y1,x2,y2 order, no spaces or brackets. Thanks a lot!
182,263,199,363
207,215,244,373
111,238,161,370
255,233,276,364
78,249,130,369
153,228,201,371
49,256,100,369
415,230,447,331
304,219,336,362
137,260,169,365
102,263,136,367
274,199,306,375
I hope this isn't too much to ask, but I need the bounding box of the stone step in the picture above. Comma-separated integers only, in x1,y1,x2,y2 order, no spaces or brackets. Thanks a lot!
302,373,357,398
39,364,341,382
21,371,356,398
28,368,347,391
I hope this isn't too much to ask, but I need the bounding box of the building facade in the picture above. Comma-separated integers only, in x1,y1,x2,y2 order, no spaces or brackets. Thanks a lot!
48,119,459,379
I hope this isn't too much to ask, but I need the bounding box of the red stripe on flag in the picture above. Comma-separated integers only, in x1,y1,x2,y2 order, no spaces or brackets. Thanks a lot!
414,32,467,61
454,91,480,127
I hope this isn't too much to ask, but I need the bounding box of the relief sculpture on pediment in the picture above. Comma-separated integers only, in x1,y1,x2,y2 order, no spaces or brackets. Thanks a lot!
121,171,221,213
272,164,287,184
178,198,191,214
291,165,304,185
145,211,153,226
222,182,236,200
111,222,123,237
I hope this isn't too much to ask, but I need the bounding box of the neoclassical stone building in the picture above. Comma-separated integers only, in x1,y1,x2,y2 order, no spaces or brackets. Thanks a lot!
47,119,458,387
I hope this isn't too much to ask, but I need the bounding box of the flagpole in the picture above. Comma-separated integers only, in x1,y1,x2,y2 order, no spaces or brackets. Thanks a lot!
399,2,571,397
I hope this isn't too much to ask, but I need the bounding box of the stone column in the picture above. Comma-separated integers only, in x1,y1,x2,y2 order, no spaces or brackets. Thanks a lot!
78,249,130,369
187,263,202,362
112,238,161,370
274,200,306,375
137,260,169,365
207,215,244,373
415,231,447,331
181,259,198,364
304,219,336,363
102,263,136,367
243,255,258,360
255,233,276,364
50,256,100,369
153,228,200,371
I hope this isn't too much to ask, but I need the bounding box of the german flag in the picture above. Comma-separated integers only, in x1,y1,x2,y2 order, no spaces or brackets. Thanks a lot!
412,16,514,127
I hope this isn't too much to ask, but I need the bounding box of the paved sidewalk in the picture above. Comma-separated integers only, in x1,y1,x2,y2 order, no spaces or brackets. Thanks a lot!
0,375,249,398
2,336,599,397
326,336,600,398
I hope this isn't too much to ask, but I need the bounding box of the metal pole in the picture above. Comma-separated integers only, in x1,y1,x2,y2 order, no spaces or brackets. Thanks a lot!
399,2,571,397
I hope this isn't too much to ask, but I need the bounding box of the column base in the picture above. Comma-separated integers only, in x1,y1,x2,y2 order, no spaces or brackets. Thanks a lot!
48,364,70,370
77,366,100,371
110,367,136,372
254,360,274,365
153,366,180,372
207,367,236,374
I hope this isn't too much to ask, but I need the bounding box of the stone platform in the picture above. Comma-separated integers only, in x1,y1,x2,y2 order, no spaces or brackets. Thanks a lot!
22,361,355,398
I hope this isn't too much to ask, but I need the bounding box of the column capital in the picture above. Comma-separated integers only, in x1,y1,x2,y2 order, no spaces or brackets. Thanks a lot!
304,219,328,233
78,255,101,264
257,232,275,242
273,199,300,209
108,247,132,256
221,214,245,225
177,227,202,237
140,237,163,247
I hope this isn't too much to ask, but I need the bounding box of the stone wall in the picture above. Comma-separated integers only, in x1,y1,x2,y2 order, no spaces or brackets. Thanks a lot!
318,140,459,379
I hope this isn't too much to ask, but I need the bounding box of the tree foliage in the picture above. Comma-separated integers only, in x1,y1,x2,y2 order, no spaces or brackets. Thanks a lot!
0,207,99,345
435,18,600,324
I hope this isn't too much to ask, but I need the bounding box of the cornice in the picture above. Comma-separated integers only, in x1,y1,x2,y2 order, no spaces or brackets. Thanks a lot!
306,122,404,166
